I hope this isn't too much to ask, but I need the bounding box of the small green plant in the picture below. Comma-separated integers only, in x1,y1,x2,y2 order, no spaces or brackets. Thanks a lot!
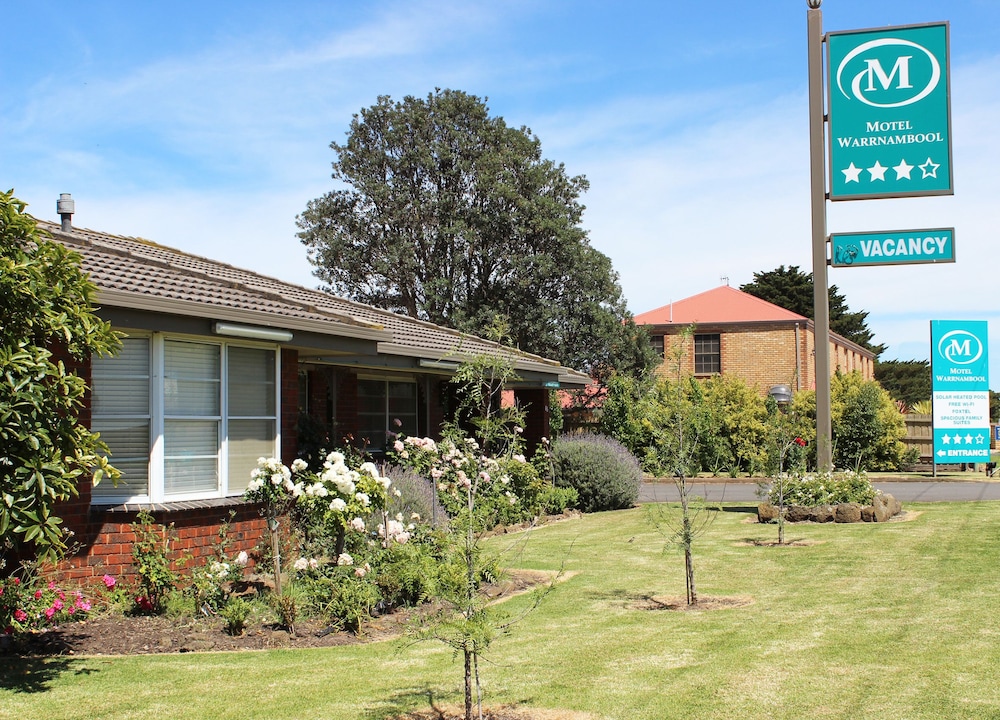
272,584,303,635
130,510,177,614
536,485,578,515
550,433,642,513
219,597,252,636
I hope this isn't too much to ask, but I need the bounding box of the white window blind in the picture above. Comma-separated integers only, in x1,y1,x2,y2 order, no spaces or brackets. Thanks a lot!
164,341,220,495
91,337,151,498
227,346,277,493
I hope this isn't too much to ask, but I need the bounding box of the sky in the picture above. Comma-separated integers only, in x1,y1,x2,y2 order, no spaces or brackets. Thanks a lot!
4,0,1000,387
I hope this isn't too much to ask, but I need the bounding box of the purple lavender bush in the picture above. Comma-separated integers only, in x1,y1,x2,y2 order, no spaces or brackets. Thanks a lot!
551,433,642,513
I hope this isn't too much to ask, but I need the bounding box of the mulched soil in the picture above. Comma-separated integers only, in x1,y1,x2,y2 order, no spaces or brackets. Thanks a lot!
0,569,555,658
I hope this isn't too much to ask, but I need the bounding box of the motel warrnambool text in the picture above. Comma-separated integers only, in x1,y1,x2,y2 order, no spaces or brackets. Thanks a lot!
836,120,946,148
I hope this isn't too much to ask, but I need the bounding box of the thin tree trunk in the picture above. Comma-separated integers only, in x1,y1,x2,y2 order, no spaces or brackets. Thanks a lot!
464,648,474,720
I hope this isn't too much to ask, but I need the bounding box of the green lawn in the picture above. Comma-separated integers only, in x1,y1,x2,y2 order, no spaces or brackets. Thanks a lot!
4,502,1000,719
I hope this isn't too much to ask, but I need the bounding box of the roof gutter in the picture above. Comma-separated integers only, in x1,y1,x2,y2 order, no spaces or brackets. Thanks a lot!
95,289,393,342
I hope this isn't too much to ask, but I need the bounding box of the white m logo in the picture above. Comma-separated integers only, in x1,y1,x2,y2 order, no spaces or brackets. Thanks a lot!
836,37,940,108
938,331,983,365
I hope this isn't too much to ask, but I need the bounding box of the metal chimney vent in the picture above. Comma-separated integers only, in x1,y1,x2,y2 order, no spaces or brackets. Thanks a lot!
57,193,75,231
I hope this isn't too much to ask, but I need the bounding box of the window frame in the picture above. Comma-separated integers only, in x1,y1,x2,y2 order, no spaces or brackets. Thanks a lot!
356,375,419,454
91,332,281,505
693,333,721,375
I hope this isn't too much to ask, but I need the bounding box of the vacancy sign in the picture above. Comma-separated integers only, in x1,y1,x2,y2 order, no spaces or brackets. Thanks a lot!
931,320,990,462
828,22,952,200
830,228,954,267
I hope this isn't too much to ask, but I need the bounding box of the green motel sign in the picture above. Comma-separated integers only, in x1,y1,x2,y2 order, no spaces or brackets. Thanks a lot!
827,22,952,200
830,228,955,267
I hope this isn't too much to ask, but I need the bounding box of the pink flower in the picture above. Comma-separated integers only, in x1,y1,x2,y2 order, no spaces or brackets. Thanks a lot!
44,607,56,620
53,599,64,611
34,589,43,600
48,581,57,590
12,578,20,586
14,609,27,622
102,574,116,589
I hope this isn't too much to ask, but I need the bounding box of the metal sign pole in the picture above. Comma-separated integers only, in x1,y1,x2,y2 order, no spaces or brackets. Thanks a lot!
807,0,833,472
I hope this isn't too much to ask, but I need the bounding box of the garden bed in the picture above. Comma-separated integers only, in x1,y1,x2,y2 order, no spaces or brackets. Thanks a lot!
757,493,903,524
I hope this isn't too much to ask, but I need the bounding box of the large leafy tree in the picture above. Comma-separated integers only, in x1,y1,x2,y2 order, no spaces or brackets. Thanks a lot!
874,359,931,407
741,265,886,357
1,191,120,563
298,89,655,379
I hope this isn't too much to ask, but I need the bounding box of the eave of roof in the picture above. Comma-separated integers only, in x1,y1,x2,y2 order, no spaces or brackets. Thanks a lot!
37,219,589,385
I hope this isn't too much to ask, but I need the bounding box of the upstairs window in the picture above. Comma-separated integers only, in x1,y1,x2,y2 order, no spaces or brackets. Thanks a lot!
694,333,721,375
649,334,665,358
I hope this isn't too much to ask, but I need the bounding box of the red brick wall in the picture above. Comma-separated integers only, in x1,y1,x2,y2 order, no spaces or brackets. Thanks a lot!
335,370,360,446
514,388,550,456
51,505,268,585
427,378,446,438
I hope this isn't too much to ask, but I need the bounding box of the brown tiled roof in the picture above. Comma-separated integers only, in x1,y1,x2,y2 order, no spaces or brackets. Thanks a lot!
38,220,589,384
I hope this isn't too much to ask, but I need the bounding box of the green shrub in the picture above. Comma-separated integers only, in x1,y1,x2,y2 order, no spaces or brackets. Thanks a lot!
551,433,642,512
219,597,252,636
536,485,578,514
376,537,444,608
130,510,177,614
324,575,382,634
768,470,877,506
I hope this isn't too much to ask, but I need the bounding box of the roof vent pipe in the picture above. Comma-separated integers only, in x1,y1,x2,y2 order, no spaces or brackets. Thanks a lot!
57,193,75,231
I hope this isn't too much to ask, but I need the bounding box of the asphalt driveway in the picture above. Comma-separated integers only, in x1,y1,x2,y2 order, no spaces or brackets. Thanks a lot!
639,479,1000,503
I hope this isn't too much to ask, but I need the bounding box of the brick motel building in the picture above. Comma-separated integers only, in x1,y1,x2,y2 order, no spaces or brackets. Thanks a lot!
635,284,875,397
30,206,588,582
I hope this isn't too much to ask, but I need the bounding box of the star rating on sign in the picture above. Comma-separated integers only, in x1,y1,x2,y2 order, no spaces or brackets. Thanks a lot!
941,432,989,445
841,157,940,184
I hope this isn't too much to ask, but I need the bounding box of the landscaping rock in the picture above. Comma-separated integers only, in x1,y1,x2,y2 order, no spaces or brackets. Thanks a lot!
757,502,779,523
872,495,889,522
759,495,903,525
787,505,812,523
811,504,834,523
834,503,862,523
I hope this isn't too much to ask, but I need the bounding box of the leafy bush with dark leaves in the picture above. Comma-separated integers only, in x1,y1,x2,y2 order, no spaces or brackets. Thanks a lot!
551,433,642,513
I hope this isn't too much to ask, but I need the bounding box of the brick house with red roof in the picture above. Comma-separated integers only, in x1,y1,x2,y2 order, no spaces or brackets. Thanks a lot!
635,285,875,396
32,207,588,582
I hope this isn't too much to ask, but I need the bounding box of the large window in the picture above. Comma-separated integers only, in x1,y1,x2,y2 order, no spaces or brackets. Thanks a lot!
694,333,721,375
91,335,279,503
650,334,665,358
358,378,418,453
